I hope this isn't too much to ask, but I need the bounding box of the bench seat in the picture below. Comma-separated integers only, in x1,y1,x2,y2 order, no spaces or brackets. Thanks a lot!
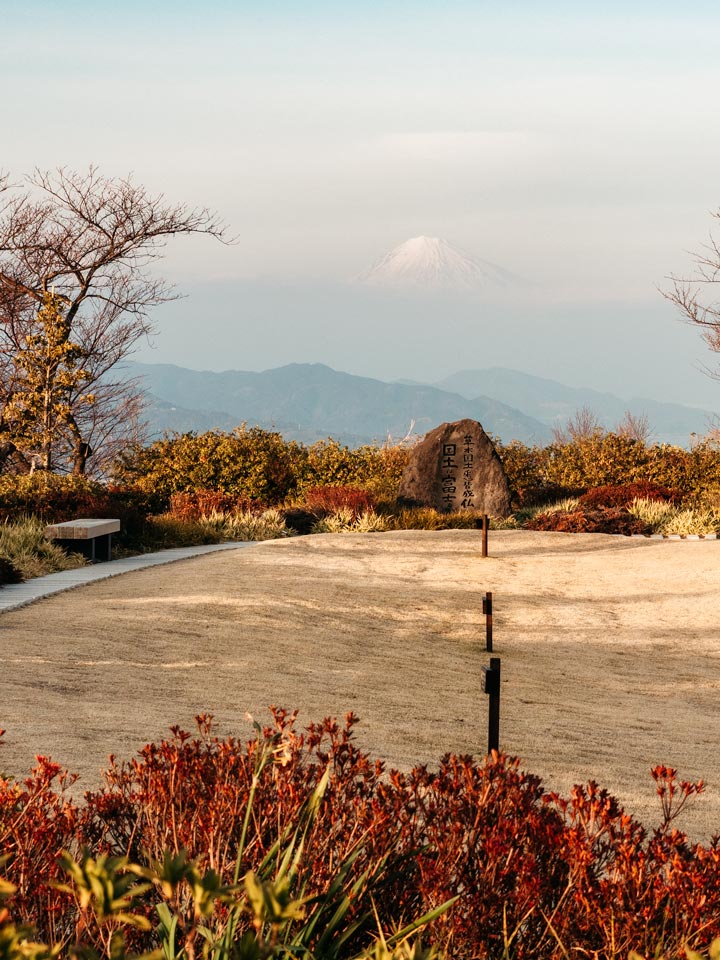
45,519,121,563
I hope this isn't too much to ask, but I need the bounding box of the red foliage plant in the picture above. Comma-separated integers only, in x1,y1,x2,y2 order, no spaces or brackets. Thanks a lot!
526,507,653,536
578,482,683,510
301,485,377,520
1,711,719,959
167,489,258,521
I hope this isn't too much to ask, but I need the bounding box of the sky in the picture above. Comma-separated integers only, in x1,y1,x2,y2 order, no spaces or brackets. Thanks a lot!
4,1,720,409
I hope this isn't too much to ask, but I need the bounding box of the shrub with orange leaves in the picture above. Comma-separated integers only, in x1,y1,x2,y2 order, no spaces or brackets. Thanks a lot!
300,485,377,520
1,712,719,959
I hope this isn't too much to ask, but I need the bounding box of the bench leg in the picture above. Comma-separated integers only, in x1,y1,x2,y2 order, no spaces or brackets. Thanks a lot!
54,535,113,563
96,533,112,562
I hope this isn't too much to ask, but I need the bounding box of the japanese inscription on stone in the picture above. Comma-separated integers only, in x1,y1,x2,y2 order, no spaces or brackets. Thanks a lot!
439,434,477,510
397,418,512,517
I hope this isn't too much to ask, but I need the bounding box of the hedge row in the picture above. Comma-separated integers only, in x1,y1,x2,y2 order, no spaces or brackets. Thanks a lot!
0,431,717,530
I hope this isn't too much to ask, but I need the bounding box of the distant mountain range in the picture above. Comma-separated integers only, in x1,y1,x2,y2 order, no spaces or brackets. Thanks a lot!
127,362,550,446
433,368,717,445
123,361,717,448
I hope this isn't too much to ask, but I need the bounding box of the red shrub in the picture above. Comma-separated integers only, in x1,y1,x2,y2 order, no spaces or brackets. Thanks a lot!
578,482,682,510
3,713,720,958
527,507,653,536
301,485,377,519
0,757,79,944
167,489,258,521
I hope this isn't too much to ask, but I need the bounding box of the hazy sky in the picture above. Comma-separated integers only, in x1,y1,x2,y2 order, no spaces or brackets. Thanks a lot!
4,1,720,407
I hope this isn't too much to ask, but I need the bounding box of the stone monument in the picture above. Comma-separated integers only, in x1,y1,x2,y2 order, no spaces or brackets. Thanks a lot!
397,419,512,516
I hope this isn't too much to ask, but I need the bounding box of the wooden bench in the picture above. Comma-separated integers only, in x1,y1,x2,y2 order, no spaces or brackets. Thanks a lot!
44,519,121,563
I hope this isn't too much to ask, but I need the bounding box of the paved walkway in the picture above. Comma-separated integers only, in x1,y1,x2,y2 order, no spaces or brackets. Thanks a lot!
0,542,255,613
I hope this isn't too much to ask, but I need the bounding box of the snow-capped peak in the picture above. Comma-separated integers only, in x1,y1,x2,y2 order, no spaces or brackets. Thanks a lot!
356,236,514,291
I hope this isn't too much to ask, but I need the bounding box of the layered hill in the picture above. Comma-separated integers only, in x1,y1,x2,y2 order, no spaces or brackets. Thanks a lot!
126,362,551,446
435,368,717,447
125,362,715,448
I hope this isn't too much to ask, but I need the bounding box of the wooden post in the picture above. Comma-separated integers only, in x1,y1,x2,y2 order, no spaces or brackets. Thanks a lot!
484,656,501,753
482,590,493,652
482,513,489,558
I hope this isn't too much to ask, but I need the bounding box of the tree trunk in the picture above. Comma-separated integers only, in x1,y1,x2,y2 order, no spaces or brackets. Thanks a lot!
72,440,92,476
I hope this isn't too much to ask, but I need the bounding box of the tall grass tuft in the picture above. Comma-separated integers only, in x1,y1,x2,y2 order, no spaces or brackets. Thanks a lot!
0,516,87,580
628,498,720,535
311,508,390,533
386,508,478,530
199,508,292,541
541,497,581,515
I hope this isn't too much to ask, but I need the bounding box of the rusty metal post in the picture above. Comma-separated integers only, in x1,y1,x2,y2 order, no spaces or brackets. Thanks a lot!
482,590,493,652
482,513,488,557
481,656,501,753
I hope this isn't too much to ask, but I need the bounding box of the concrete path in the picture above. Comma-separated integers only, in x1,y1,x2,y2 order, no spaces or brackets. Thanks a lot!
0,542,255,613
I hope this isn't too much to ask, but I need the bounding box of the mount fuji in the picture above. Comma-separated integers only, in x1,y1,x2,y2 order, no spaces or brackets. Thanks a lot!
356,236,521,292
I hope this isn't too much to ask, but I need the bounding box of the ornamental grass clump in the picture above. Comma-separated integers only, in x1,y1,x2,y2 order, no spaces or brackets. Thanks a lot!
627,498,720,535
536,497,580,516
386,508,478,531
311,508,390,533
199,508,292,541
664,506,720,536
0,516,85,579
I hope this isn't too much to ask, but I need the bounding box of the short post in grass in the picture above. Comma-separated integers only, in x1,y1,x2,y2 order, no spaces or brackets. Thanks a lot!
482,590,493,652
475,513,489,557
481,656,501,753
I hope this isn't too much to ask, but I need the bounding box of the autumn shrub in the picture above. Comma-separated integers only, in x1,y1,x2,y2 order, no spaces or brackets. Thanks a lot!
544,434,652,488
2,713,720,959
578,481,682,509
300,485,377,520
697,484,720,509
295,439,410,500
526,507,653,535
497,434,720,503
643,439,720,494
112,432,408,509
0,474,159,554
495,440,552,503
0,752,80,945
113,426,301,506
0,473,107,522
167,488,258,521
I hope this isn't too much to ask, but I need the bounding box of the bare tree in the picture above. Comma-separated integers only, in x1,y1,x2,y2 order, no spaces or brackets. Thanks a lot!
615,410,652,443
665,212,720,372
551,406,603,444
0,167,227,474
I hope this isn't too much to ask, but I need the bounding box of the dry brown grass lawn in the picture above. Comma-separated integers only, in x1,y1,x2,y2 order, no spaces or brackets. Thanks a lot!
1,529,718,839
